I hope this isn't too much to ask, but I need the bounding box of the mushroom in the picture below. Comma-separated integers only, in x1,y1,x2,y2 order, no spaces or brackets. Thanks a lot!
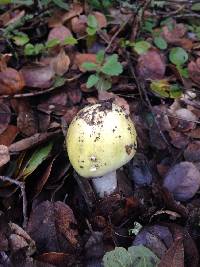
66,102,137,198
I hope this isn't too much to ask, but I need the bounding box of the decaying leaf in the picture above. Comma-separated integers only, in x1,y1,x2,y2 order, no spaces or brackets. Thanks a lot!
163,161,200,201
137,50,166,80
47,25,72,43
188,58,200,85
0,125,18,146
27,201,78,253
20,65,55,89
184,141,200,162
74,53,97,72
0,67,25,95
50,49,70,75
0,144,10,167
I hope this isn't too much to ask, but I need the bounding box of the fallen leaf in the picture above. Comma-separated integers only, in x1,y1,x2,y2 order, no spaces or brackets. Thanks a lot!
67,87,82,104
61,106,79,126
36,252,75,267
158,238,184,267
61,2,83,23
0,68,25,95
50,49,70,75
161,22,187,44
163,162,200,201
20,65,55,89
47,25,72,43
0,102,11,134
74,53,97,72
184,141,200,162
0,125,18,146
136,50,166,80
169,130,189,149
188,58,200,85
27,201,79,253
92,11,107,28
71,15,87,36
0,145,10,167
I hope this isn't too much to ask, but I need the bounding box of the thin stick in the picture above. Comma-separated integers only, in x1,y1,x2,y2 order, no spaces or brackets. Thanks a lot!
0,176,28,228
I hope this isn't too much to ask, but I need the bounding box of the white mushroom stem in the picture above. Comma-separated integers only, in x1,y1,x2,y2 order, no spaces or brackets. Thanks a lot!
91,170,117,198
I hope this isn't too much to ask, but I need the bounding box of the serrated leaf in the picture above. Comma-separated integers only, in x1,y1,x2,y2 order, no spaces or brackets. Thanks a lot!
86,26,97,36
96,50,105,64
13,34,29,46
86,74,99,88
96,76,112,91
20,142,53,179
134,41,151,54
81,62,98,71
103,247,133,267
101,54,123,76
128,245,160,267
154,36,167,50
169,47,188,66
87,14,98,28
46,38,60,48
63,36,78,45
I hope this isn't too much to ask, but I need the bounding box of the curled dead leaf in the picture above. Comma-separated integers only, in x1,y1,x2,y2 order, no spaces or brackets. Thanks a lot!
74,53,97,72
188,58,200,85
0,145,10,167
0,68,25,95
137,50,166,80
51,49,70,75
47,25,72,43
20,65,55,89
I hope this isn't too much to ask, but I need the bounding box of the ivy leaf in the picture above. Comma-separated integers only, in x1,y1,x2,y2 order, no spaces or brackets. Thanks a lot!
133,41,151,54
81,62,98,71
86,74,99,88
154,36,167,50
101,54,123,76
169,47,188,66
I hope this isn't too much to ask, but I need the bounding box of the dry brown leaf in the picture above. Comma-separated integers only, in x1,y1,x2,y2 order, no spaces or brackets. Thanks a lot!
71,15,87,36
20,65,55,89
50,49,70,75
158,238,184,267
169,130,189,149
137,50,166,80
161,22,187,44
0,145,10,167
62,2,83,23
48,9,65,28
184,141,200,162
0,125,18,146
36,252,74,266
74,53,97,72
188,58,200,85
0,68,25,95
47,25,72,43
27,201,79,253
93,11,107,28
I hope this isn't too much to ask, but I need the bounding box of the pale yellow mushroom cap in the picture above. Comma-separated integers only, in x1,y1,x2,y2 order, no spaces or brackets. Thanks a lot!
66,102,137,178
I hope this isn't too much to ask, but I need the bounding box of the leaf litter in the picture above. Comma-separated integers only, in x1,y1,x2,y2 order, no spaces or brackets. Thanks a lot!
1,1,200,266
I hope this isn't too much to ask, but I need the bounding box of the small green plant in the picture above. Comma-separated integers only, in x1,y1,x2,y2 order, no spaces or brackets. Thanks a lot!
150,80,182,98
169,47,189,78
82,50,123,91
120,39,151,55
86,15,99,36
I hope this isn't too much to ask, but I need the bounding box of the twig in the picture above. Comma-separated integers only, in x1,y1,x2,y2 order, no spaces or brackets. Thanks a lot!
0,176,27,228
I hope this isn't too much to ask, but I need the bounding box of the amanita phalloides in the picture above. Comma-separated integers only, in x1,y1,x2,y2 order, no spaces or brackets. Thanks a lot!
66,102,137,198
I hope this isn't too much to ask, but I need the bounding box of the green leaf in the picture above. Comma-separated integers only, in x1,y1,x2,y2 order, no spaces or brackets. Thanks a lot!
20,142,53,179
150,79,170,98
87,15,98,29
96,50,105,64
24,43,35,56
154,36,167,50
12,33,29,46
103,247,133,267
133,41,151,54
86,26,97,36
169,84,182,98
177,65,189,78
101,54,123,76
86,74,99,88
63,36,78,45
52,0,68,10
46,38,60,48
128,245,160,267
34,43,45,54
81,62,98,71
191,3,200,11
169,47,188,66
96,76,112,91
